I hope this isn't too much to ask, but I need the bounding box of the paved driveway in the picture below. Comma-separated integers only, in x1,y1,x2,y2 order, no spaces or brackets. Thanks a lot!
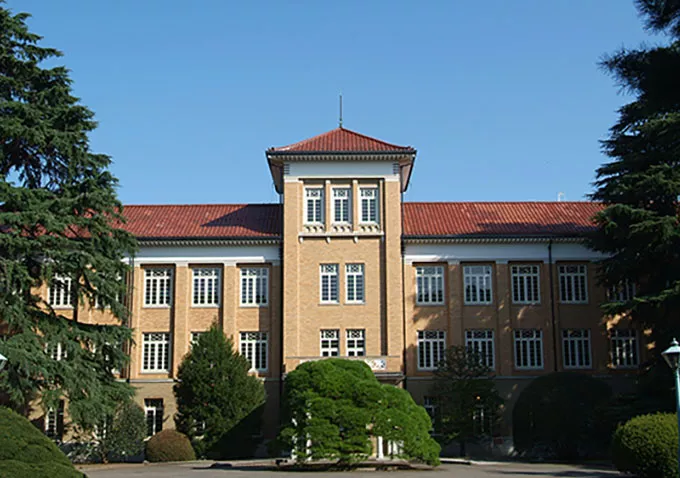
81,461,620,478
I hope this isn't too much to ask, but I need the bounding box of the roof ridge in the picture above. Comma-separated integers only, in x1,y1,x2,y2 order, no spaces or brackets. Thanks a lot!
123,202,281,208
336,126,413,150
269,126,413,152
403,201,599,205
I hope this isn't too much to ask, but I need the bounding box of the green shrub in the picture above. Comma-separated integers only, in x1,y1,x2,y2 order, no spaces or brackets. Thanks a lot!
145,429,196,463
611,413,678,478
512,372,612,459
100,400,146,462
0,406,85,478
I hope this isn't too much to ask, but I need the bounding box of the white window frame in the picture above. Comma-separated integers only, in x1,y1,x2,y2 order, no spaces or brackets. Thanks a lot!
320,264,339,304
320,329,340,357
417,330,446,370
144,399,164,437
559,264,588,304
142,332,170,373
46,342,65,361
190,331,205,348
304,187,324,224
45,400,64,441
359,187,379,224
49,275,73,308
423,396,438,432
332,187,351,224
608,280,636,302
463,265,493,305
144,268,172,307
192,268,220,307
513,329,544,370
611,329,639,369
416,266,445,305
240,331,268,372
240,267,269,307
346,329,365,357
465,329,495,369
345,264,365,303
511,265,541,304
562,329,592,369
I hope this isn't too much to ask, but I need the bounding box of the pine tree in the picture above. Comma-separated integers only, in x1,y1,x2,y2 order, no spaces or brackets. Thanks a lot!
174,325,266,458
0,4,137,430
590,0,680,349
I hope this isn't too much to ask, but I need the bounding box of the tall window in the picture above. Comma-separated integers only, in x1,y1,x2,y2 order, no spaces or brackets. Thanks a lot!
332,188,351,223
345,264,364,303
144,268,172,306
346,329,365,357
559,264,588,303
49,275,73,307
359,187,378,223
144,399,164,437
562,329,592,369
611,329,638,368
423,396,439,433
320,264,339,303
240,268,268,306
142,333,170,372
514,329,544,369
46,342,65,361
417,330,446,370
608,280,636,302
320,329,340,357
465,329,495,369
305,187,324,224
45,400,64,441
192,268,220,306
416,266,445,305
511,265,540,304
240,332,268,372
464,265,493,304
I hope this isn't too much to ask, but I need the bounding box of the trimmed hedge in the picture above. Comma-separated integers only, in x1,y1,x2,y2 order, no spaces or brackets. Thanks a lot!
0,407,85,478
612,413,678,478
512,372,612,459
145,430,196,463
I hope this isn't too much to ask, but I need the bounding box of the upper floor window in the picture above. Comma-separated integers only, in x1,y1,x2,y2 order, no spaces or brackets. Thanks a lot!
49,275,73,308
240,332,268,372
511,265,540,304
465,329,495,369
514,329,544,370
611,329,638,368
562,329,591,369
320,329,340,357
345,264,364,303
346,329,365,357
417,330,446,370
559,264,588,304
608,280,636,302
359,187,379,223
305,187,324,224
142,332,170,373
192,268,220,306
332,188,351,223
46,342,65,361
144,268,172,307
464,265,493,305
320,264,339,303
416,266,444,305
240,268,268,306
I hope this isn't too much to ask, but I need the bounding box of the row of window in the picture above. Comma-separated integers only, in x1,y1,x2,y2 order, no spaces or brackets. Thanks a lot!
416,328,639,371
320,264,365,303
305,186,379,225
416,264,636,306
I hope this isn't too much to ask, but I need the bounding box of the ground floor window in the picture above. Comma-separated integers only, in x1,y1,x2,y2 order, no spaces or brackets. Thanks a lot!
144,398,164,437
45,400,64,441
562,329,591,369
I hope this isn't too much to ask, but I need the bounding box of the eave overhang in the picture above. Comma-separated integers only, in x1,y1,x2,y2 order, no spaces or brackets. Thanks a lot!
402,234,587,245
136,237,282,247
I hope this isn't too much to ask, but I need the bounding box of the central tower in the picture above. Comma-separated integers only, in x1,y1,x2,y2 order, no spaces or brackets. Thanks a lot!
266,127,416,380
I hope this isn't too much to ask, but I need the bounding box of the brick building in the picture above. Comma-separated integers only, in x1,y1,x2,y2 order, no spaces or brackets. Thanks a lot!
40,127,640,444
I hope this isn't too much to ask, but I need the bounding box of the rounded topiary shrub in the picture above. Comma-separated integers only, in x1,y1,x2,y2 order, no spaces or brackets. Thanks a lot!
611,413,678,478
512,372,612,460
0,406,85,478
145,429,196,463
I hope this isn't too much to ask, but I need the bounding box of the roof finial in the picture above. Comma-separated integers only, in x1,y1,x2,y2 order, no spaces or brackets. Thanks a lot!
339,93,343,128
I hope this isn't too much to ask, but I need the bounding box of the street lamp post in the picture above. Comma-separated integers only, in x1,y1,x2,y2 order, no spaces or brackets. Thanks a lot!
661,338,680,478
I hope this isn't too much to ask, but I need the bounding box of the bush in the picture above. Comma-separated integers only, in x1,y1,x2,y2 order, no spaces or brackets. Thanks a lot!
145,429,196,463
612,413,678,478
101,400,146,462
0,406,85,478
512,372,612,460
279,359,440,466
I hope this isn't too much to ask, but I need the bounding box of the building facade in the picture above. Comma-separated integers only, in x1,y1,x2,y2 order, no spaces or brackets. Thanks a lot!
40,127,641,444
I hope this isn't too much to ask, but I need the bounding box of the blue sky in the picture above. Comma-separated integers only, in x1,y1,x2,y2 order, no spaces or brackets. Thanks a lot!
10,1,656,205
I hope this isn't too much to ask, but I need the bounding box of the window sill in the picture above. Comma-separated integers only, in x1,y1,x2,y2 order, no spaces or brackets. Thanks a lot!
142,305,172,309
140,371,170,375
559,302,590,305
511,302,541,306
415,303,446,307
345,301,365,306
51,305,74,310
191,304,220,309
240,304,269,308
464,302,494,306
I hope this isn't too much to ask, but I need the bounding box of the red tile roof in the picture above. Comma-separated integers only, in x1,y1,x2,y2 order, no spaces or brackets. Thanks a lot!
403,202,602,238
268,127,415,154
121,204,282,240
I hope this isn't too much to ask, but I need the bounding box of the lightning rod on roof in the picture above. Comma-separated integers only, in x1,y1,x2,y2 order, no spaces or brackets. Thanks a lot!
557,192,565,202
339,93,343,128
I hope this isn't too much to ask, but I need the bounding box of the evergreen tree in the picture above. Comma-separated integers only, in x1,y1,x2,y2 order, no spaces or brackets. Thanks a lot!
174,324,266,458
0,4,137,429
589,1,680,358
434,346,503,457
